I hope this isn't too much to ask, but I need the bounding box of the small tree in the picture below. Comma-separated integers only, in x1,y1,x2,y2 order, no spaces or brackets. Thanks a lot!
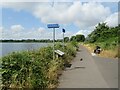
70,36,76,41
64,37,69,42
76,34,85,42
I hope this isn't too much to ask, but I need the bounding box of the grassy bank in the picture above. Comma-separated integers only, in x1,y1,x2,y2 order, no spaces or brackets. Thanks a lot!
84,23,119,59
83,42,118,58
0,42,78,89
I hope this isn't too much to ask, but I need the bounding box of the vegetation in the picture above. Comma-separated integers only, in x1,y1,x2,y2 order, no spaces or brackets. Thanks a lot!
70,35,85,42
1,34,85,43
86,23,119,44
0,39,63,43
64,37,69,42
85,23,119,58
70,36,76,41
76,35,85,42
0,42,78,89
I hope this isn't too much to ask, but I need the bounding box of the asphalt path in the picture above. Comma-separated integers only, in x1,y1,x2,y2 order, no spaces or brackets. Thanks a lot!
58,45,118,88
93,56,118,88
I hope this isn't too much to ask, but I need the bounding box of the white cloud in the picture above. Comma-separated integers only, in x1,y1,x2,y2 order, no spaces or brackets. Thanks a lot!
32,2,111,30
75,29,93,37
64,31,74,38
74,2,111,29
1,2,39,11
105,12,118,27
0,26,3,38
1,1,118,39
1,0,119,2
76,12,118,37
37,27,45,33
1,2,111,29
11,25,24,33
2,26,74,40
1,0,50,2
0,26,3,33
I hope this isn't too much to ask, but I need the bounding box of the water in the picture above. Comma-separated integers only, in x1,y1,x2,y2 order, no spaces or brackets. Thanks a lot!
0,43,51,57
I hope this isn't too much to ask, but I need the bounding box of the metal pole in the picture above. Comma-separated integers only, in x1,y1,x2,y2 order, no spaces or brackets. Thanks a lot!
63,32,64,49
53,28,55,60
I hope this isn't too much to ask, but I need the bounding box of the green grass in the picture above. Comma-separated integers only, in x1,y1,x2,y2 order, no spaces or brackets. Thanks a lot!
84,40,118,58
0,42,78,89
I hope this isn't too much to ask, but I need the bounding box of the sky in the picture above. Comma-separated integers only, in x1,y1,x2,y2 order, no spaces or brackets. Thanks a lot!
0,0,119,40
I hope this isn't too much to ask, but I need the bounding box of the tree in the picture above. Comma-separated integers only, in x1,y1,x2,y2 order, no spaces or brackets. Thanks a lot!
86,22,119,43
70,36,76,41
76,34,85,42
64,37,69,42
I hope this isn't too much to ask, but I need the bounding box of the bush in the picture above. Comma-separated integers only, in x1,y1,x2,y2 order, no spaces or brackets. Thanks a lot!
1,50,48,88
1,43,78,89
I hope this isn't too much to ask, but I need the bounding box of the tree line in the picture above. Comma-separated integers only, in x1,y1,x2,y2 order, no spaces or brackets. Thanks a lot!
0,39,53,43
0,34,85,43
64,34,85,42
86,23,119,43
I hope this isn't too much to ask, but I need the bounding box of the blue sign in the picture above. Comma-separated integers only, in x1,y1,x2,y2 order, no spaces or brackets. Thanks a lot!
47,24,59,28
62,28,65,33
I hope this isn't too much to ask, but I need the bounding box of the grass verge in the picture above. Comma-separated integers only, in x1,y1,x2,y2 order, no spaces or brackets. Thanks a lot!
0,42,78,89
83,43,118,58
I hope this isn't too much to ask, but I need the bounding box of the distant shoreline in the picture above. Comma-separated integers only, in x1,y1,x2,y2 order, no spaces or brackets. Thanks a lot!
0,42,53,43
0,39,63,43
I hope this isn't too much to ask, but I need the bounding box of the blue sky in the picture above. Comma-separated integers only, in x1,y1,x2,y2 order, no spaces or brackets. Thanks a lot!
0,1,118,39
2,8,45,30
2,8,79,32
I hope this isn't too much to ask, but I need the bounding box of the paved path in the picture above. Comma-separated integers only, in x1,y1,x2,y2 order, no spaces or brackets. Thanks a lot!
58,45,118,88
93,56,118,88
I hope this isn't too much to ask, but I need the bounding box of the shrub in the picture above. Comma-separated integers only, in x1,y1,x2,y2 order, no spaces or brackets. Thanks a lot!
1,43,78,89
1,51,48,88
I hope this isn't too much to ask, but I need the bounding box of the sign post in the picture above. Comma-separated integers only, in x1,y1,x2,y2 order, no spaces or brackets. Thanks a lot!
47,24,59,60
53,28,55,60
62,28,65,49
